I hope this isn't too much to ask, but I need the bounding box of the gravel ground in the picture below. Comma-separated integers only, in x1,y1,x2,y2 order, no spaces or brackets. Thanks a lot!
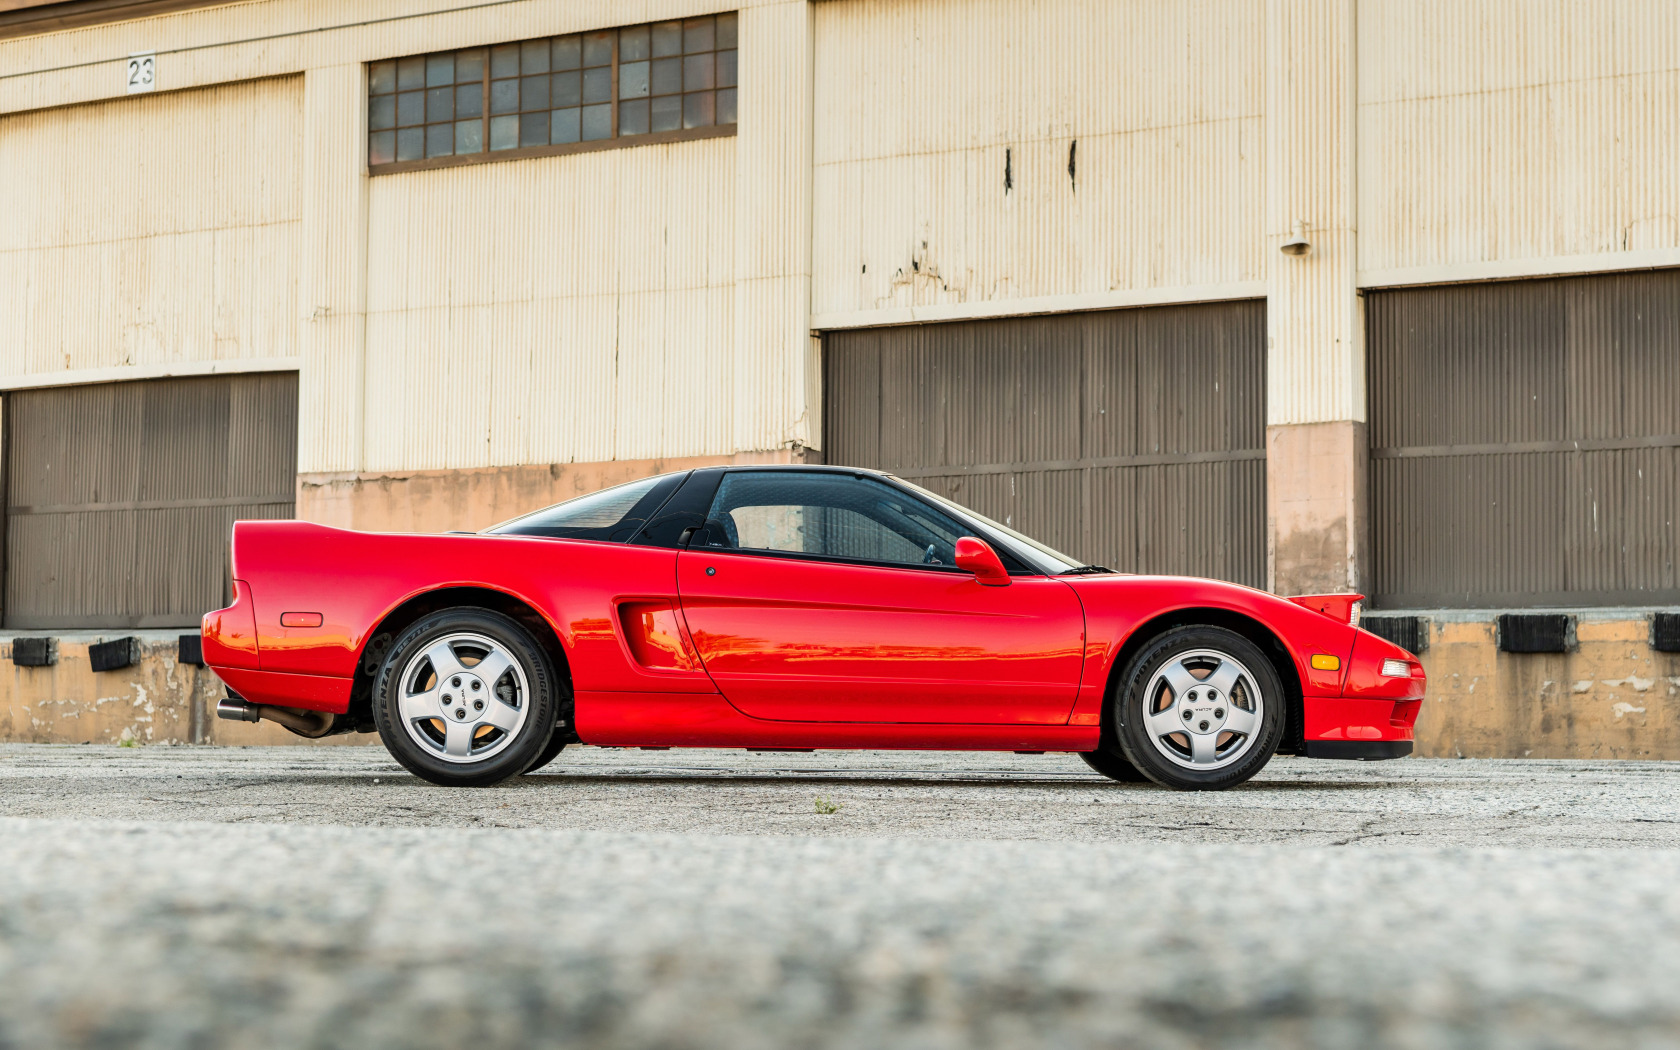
1,743,1678,1049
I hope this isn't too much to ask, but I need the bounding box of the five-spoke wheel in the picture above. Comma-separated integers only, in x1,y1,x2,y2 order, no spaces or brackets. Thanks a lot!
373,609,559,786
1111,626,1284,790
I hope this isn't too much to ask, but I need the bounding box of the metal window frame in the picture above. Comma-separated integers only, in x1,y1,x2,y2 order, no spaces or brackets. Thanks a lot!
367,13,739,177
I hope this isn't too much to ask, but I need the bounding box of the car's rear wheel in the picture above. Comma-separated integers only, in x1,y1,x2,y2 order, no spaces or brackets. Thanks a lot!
373,608,558,787
1112,626,1284,791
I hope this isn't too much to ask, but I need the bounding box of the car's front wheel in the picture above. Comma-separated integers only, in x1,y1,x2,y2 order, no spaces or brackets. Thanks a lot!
373,608,558,787
1112,626,1285,791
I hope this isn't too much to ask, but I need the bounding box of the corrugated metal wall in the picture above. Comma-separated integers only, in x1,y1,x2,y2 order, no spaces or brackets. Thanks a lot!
4,374,298,628
0,77,303,381
1368,271,1680,608
1358,0,1680,279
825,302,1266,586
362,134,738,473
810,0,1265,320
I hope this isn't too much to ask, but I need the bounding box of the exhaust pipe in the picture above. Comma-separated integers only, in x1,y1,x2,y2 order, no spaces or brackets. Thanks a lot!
216,696,337,738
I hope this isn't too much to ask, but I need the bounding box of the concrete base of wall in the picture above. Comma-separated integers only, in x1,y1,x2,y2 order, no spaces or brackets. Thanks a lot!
0,633,371,747
297,449,812,534
1409,611,1679,759
10,612,1678,759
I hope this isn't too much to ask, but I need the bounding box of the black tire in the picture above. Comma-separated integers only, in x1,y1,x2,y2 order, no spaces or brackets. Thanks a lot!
1112,625,1285,791
373,608,558,787
522,731,569,774
1079,746,1151,782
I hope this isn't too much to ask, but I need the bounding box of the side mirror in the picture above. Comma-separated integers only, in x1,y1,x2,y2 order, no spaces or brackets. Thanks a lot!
954,536,1010,586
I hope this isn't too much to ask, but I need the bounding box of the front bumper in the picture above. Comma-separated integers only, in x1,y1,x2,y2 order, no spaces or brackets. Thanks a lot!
1304,740,1414,760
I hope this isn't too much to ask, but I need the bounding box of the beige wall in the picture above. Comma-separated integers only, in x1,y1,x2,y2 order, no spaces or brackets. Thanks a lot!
1358,0,1680,286
810,0,1267,328
0,77,303,385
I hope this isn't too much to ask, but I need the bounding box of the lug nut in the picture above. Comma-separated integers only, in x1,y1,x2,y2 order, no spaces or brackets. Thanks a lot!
455,708,466,718
452,676,462,687
471,681,481,691
1183,710,1193,720
1199,720,1210,731
473,700,483,710
1215,708,1225,718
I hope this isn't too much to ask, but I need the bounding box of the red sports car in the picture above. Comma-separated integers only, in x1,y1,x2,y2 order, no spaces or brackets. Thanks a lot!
204,465,1424,790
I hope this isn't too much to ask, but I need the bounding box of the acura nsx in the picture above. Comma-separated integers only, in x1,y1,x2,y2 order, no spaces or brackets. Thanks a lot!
204,465,1425,790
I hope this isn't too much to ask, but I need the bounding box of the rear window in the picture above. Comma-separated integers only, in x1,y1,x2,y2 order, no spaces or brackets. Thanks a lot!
486,472,686,541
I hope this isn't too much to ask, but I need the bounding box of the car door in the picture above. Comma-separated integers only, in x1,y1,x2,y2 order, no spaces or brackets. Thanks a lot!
674,470,1086,725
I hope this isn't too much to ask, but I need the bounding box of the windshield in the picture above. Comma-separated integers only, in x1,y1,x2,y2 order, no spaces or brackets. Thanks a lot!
486,472,686,541
892,478,1085,575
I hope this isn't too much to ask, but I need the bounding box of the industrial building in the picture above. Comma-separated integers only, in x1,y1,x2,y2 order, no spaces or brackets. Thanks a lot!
2,0,1678,756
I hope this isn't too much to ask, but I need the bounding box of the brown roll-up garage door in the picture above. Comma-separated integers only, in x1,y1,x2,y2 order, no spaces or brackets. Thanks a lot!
1368,271,1680,608
824,302,1267,587
4,372,298,629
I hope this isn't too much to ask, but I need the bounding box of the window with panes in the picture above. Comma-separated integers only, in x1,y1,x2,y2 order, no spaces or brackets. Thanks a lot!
368,12,737,172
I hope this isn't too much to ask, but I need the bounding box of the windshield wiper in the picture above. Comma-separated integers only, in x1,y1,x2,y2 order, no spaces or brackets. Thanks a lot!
1059,564,1115,575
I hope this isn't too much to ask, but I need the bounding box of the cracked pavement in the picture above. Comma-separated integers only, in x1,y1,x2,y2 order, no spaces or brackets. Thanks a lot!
0,743,1677,1048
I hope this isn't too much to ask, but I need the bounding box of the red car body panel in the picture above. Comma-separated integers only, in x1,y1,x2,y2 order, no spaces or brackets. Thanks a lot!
205,517,1426,750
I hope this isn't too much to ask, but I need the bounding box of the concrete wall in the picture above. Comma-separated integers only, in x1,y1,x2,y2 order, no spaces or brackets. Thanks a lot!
0,633,365,746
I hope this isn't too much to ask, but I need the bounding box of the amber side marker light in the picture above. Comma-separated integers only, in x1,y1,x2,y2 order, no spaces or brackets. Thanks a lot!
1310,654,1340,671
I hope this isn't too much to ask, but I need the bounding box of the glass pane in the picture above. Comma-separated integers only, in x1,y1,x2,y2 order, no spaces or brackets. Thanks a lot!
426,86,454,122
520,74,549,111
368,94,396,131
717,87,737,125
717,49,737,88
397,56,425,91
650,57,682,96
456,82,483,119
426,123,454,157
553,35,581,70
519,111,548,147
490,78,518,115
369,60,396,94
551,71,581,108
368,130,396,166
426,53,454,87
455,118,484,154
700,473,965,565
490,43,520,78
397,90,424,126
619,99,649,136
582,66,612,104
651,21,682,57
396,126,425,161
583,31,613,67
456,48,485,83
550,107,580,144
489,474,685,539
650,94,682,133
581,103,612,141
521,39,549,74
684,16,715,53
683,53,714,92
619,60,649,99
684,91,715,128
620,25,650,62
489,114,519,150
717,12,738,49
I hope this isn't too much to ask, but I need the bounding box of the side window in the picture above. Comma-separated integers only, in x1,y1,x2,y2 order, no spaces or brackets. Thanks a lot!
698,472,968,568
488,472,685,541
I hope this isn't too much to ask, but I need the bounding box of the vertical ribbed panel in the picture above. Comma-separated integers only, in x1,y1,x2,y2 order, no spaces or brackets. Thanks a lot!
295,63,368,477
826,302,1267,587
1368,271,1680,607
1265,0,1361,426
810,0,1266,319
734,0,813,452
1359,0,1680,274
0,78,303,379
362,135,737,473
5,373,297,628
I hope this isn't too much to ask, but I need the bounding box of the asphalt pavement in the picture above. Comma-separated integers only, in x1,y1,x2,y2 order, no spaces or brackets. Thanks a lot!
1,743,1677,1049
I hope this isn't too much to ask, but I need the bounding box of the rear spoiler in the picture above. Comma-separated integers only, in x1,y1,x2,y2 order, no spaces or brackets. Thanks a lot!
1288,593,1364,627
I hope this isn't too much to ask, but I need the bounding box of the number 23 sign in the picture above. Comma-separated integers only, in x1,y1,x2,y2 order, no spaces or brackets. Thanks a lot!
126,53,155,94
